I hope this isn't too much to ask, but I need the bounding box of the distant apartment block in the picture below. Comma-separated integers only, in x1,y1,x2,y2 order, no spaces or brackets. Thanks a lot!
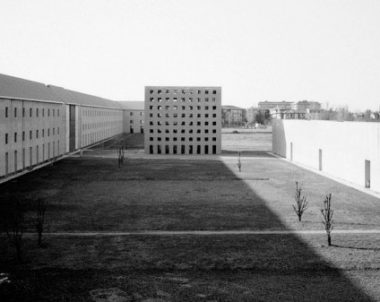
258,101,296,111
222,105,245,126
144,86,222,155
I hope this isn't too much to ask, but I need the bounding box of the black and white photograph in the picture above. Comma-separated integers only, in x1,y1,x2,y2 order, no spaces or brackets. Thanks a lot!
1,0,380,301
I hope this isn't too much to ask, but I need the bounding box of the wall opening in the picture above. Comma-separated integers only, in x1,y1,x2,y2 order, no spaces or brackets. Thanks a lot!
290,142,293,161
173,145,177,154
181,145,185,154
22,148,25,169
189,145,193,155
212,145,216,154
5,152,9,175
205,145,209,154
365,160,371,188
149,145,153,154
69,105,76,152
157,145,161,154
165,145,170,154
197,145,201,155
14,150,17,172
29,147,33,166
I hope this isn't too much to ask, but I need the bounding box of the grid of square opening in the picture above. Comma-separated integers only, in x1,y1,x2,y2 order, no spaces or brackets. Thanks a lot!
145,87,221,155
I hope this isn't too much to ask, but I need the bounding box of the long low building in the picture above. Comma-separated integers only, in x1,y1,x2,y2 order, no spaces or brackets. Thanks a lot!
0,73,126,179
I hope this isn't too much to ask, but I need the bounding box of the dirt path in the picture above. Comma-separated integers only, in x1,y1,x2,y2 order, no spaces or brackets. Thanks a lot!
19,229,380,237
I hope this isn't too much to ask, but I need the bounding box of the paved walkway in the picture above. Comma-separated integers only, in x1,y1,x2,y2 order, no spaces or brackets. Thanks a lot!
20,229,380,237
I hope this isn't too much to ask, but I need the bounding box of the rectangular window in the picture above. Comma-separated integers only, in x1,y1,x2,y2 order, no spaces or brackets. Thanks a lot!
5,133,8,144
22,108,25,117
22,131,25,141
5,107,8,118
5,152,8,174
30,108,32,117
29,130,32,140
36,130,39,139
14,132,17,143
36,108,39,117
14,107,17,117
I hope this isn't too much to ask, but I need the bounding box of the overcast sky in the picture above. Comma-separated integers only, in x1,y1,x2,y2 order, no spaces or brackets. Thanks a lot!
1,0,379,110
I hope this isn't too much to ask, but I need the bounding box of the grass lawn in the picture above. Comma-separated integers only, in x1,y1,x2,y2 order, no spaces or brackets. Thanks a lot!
222,132,272,152
1,135,380,301
1,156,379,232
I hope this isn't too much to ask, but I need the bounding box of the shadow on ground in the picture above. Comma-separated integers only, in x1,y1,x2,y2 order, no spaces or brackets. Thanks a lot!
0,148,376,301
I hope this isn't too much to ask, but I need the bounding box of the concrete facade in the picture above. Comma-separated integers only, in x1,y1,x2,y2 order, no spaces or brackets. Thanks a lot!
120,101,144,134
0,73,124,180
0,98,66,176
144,86,222,155
272,119,380,192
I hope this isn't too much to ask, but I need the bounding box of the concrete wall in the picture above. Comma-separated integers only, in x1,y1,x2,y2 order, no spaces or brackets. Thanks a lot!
272,119,380,192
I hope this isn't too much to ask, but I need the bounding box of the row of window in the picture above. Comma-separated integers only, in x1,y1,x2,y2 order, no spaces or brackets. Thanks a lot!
149,89,218,95
4,128,60,144
3,141,60,175
149,97,217,103
149,137,217,142
149,128,217,134
148,144,218,155
4,107,60,118
82,129,119,147
149,105,218,111
82,121,121,130
129,112,144,116
149,113,217,119
129,120,143,124
149,121,218,126
83,109,122,117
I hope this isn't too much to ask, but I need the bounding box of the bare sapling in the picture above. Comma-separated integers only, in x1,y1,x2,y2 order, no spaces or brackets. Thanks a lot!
35,198,47,247
292,181,308,222
4,199,25,263
237,152,242,172
321,193,334,246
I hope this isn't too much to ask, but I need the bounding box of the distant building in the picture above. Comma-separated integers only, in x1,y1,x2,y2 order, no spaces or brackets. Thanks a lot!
222,105,245,126
144,86,222,155
246,106,259,124
296,100,321,112
120,101,144,133
258,101,295,111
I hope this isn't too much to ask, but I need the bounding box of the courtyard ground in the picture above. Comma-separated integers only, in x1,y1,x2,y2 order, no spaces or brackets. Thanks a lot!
1,132,380,301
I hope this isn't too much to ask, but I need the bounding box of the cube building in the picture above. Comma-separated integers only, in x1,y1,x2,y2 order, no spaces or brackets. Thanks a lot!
144,86,222,155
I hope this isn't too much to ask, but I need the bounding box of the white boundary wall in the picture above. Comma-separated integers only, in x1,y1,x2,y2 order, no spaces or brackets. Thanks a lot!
272,120,380,192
